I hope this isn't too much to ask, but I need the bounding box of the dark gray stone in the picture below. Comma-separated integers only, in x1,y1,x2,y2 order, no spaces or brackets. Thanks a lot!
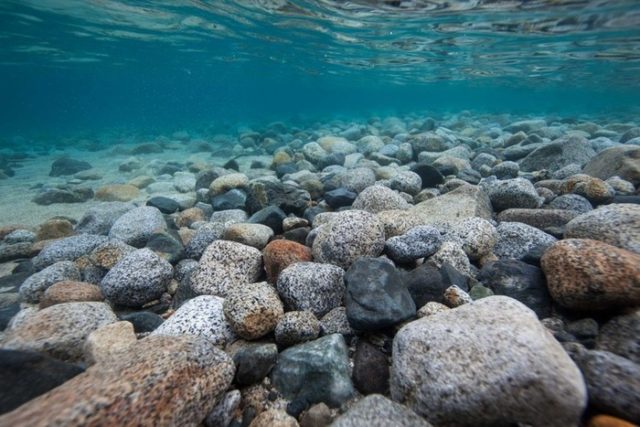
212,189,246,211
184,223,225,259
49,158,92,177
345,257,416,331
248,206,286,234
410,163,444,188
520,136,596,172
145,232,185,264
402,262,469,307
477,260,551,318
232,343,278,386
324,188,357,209
32,187,94,205
147,196,181,214
270,334,354,407
0,349,84,415
120,311,164,333
384,226,442,264
352,340,389,395
75,202,135,235
246,180,311,216
596,310,640,364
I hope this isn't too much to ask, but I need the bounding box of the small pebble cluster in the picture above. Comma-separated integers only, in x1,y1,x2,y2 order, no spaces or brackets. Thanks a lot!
0,114,639,426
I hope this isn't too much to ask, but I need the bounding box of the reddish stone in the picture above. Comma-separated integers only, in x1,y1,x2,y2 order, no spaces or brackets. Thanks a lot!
263,240,312,283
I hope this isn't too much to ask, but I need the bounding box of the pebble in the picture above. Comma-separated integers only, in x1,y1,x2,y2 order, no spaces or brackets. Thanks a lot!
108,206,168,248
391,296,587,427
493,221,557,260
352,184,410,213
549,193,593,213
223,281,284,340
583,145,640,186
19,261,81,303
209,173,249,195
443,284,472,307
95,184,140,202
184,222,225,259
75,202,135,235
340,167,376,193
190,240,263,297
120,311,164,333
39,280,103,308
482,177,543,211
249,409,299,427
230,342,278,386
276,262,345,318
205,390,241,427
384,225,442,264
271,334,354,407
262,239,312,284
150,295,236,347
224,223,274,250
352,340,389,395
275,310,321,347
319,306,353,337
541,239,640,311
416,301,450,318
448,217,497,260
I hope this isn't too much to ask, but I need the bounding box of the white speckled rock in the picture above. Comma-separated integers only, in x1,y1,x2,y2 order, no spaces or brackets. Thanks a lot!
341,168,376,193
100,248,173,307
151,295,235,347
384,225,442,264
276,262,345,318
481,177,543,212
223,281,284,340
19,261,81,303
428,241,473,277
448,217,497,261
274,310,321,347
386,170,422,196
190,240,263,297
2,302,117,361
312,210,385,269
494,222,557,260
391,296,587,427
32,234,109,271
108,206,167,247
352,185,410,214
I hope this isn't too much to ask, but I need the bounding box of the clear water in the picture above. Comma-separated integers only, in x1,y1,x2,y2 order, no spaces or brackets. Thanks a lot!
1,0,640,137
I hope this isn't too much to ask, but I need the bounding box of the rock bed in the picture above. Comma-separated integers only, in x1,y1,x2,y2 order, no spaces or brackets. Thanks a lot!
0,114,639,426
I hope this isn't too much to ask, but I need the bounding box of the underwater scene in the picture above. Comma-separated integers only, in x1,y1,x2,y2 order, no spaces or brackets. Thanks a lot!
1,0,640,426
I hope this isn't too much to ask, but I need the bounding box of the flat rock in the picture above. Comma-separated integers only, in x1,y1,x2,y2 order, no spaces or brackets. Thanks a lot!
39,280,103,308
33,234,108,271
498,208,580,235
75,202,135,235
223,223,274,250
384,226,442,264
83,320,136,365
19,261,81,303
49,157,92,177
0,335,234,427
541,239,640,311
2,302,117,361
95,184,140,202
482,177,543,211
391,296,587,427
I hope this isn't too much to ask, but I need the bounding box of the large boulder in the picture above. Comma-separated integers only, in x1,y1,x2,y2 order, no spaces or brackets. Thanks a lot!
0,336,234,426
391,296,587,427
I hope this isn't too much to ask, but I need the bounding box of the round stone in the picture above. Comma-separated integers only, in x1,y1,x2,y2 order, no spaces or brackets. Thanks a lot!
223,282,284,340
223,223,274,250
274,311,320,347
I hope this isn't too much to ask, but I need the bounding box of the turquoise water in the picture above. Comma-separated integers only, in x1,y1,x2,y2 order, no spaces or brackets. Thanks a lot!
1,0,640,136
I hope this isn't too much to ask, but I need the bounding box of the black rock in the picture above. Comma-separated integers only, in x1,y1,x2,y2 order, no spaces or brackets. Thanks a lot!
477,260,551,318
248,206,286,234
49,158,92,177
402,262,469,307
145,232,185,264
223,159,240,171
0,349,84,414
120,311,164,333
345,257,416,331
32,187,94,205
212,189,247,211
251,160,266,169
232,343,278,386
241,407,257,427
246,181,311,216
286,398,309,418
611,195,640,205
324,188,357,209
195,169,220,191
283,227,310,245
410,162,445,188
275,163,297,178
303,205,327,224
352,340,389,395
147,196,181,214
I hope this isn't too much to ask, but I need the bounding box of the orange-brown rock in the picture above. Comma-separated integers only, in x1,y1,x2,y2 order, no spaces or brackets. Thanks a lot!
39,281,104,309
263,239,312,283
541,239,640,311
37,218,74,241
0,335,235,427
95,184,140,202
587,415,638,427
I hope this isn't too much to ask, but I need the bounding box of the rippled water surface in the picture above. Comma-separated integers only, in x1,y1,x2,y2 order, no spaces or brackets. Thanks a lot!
1,0,639,134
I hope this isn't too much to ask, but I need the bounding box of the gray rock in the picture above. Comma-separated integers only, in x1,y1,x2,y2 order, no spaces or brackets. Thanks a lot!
552,163,582,180
31,187,94,205
340,168,376,193
332,394,431,427
345,258,415,331
2,302,117,361
497,208,580,235
564,204,640,253
568,346,640,424
384,226,442,264
184,222,225,259
19,261,81,303
548,194,593,213
210,209,248,225
494,222,557,260
275,311,320,347
520,135,596,172
4,230,36,244
75,202,136,235
100,248,173,307
271,334,354,407
223,223,273,250
387,171,422,196
428,241,474,277
491,161,519,179
582,145,640,186
448,217,497,261
391,296,587,427
109,206,167,248
312,210,385,269
482,177,543,211
189,240,262,297
150,295,235,347
33,235,109,271
276,262,344,318
205,390,241,427
319,307,353,337
352,185,410,214
596,309,640,364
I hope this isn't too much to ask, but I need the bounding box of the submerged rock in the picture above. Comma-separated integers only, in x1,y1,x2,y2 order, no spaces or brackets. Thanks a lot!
49,157,93,177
